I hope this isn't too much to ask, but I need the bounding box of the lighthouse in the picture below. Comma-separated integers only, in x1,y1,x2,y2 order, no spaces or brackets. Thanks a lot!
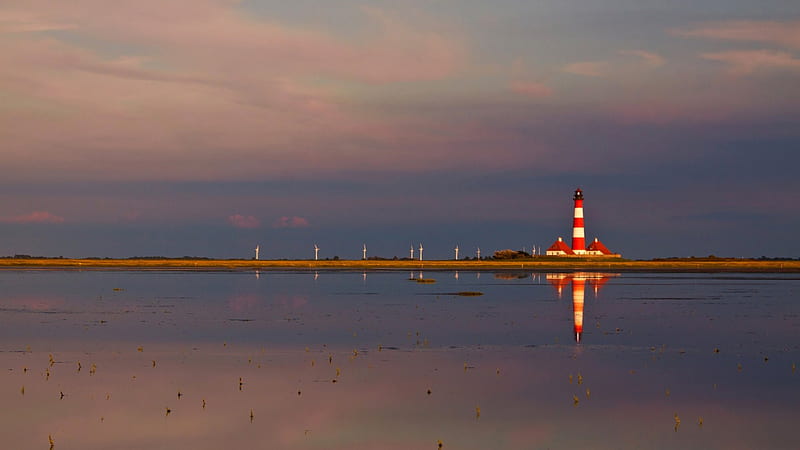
572,188,586,254
545,188,621,257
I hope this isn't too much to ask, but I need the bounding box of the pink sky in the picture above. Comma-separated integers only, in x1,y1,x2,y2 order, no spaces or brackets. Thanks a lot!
0,1,798,258
1,1,798,183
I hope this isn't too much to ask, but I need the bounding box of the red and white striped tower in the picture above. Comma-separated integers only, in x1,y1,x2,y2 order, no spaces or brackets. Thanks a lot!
572,274,586,343
572,188,586,254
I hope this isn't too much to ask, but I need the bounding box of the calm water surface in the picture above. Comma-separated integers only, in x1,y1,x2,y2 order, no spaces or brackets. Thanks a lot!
1,270,798,449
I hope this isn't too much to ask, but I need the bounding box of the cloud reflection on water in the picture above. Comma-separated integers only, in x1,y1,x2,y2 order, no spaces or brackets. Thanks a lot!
1,270,799,449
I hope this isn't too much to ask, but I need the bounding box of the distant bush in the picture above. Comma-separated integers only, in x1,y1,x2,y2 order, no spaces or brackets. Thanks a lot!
492,249,529,260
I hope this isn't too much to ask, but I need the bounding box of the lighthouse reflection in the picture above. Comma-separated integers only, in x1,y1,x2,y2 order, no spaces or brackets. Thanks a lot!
546,272,619,342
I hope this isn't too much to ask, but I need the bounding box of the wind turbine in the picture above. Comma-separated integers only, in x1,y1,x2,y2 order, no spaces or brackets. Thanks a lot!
314,244,319,261
362,244,367,260
454,245,459,260
254,245,259,260
476,247,481,260
410,245,414,260
418,243,423,261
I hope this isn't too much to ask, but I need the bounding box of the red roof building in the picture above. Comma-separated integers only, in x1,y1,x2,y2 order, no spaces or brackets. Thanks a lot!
587,237,614,255
546,237,620,257
546,237,575,256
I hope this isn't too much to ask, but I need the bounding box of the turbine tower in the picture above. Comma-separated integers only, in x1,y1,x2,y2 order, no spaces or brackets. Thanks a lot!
410,245,414,260
454,245,459,260
362,244,367,260
476,247,481,259
314,244,319,261
254,245,259,260
418,243,424,261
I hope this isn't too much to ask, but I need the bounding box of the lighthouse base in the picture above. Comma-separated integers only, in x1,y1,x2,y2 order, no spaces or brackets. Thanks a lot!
544,253,622,258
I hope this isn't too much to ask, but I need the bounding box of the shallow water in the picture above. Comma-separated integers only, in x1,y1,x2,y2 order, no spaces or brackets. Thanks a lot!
1,270,798,449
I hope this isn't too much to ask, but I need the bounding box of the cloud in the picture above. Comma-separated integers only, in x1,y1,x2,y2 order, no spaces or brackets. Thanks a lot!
619,50,665,68
227,214,260,229
509,80,553,98
0,1,467,182
562,61,610,77
2,1,463,84
272,216,310,229
674,20,800,49
701,49,800,75
119,211,141,222
562,52,662,80
0,211,64,224
0,10,75,33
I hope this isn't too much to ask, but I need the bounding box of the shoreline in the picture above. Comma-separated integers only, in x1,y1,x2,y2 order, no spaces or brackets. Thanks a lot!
0,258,798,272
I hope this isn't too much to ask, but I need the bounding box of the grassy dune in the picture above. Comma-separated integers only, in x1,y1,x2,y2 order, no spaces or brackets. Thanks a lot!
0,258,798,272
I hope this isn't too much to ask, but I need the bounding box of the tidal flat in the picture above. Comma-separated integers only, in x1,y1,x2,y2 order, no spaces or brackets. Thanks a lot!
1,270,798,449
1,257,799,272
